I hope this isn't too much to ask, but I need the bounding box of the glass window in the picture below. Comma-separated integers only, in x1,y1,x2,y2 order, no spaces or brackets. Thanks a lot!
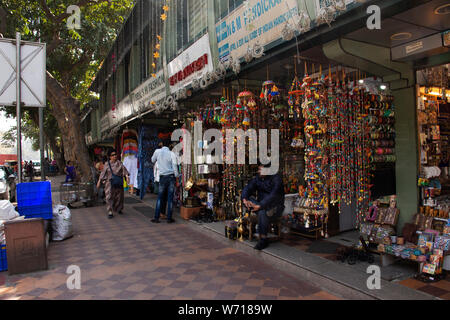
214,0,244,22
188,0,207,42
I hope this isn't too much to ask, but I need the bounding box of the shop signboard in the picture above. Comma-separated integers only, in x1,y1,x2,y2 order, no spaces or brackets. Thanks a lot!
112,96,132,126
130,70,166,112
167,34,213,94
215,0,299,62
100,114,110,134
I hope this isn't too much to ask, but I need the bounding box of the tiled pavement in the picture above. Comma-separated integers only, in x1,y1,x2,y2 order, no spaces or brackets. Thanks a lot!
280,229,450,300
398,277,450,300
0,201,341,300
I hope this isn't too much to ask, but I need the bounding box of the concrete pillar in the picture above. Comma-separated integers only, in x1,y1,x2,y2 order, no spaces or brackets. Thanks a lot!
392,86,419,232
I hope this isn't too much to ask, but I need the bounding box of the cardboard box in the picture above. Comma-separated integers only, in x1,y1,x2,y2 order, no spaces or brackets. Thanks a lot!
180,206,202,220
4,218,48,275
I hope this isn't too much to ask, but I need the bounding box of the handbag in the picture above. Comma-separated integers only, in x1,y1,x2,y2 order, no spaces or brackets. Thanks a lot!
108,161,124,189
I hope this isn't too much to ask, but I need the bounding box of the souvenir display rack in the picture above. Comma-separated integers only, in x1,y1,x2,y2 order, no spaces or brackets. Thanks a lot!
177,60,397,242
417,87,450,217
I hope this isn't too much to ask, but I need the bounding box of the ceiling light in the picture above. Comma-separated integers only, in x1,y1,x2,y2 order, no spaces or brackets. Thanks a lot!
359,79,364,84
390,32,412,41
380,85,387,90
434,4,450,15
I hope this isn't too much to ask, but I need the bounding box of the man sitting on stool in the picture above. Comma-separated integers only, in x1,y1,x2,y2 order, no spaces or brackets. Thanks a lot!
242,162,285,250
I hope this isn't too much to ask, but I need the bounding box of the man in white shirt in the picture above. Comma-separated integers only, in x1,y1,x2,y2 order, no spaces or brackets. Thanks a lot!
151,140,179,223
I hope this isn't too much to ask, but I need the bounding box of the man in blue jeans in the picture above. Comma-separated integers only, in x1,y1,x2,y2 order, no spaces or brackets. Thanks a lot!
151,140,179,223
242,163,285,250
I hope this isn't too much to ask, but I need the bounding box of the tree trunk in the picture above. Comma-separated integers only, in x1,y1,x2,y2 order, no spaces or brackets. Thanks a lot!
47,134,65,175
28,109,66,175
0,7,7,36
46,72,93,182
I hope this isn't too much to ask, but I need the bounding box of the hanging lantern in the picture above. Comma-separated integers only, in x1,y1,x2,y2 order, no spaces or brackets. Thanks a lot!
332,0,347,12
296,11,311,33
247,97,257,110
235,98,243,112
238,90,254,106
232,59,241,74
244,46,253,63
270,85,280,97
316,6,336,26
253,41,265,59
282,22,295,41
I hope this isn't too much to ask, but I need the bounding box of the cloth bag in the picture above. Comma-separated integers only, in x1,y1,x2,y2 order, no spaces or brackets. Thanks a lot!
0,200,18,221
52,205,74,241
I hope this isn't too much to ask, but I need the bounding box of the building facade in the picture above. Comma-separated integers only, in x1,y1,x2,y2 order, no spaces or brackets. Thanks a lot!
86,0,450,233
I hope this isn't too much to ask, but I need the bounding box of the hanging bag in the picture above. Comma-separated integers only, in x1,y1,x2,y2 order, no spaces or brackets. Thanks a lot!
108,161,124,189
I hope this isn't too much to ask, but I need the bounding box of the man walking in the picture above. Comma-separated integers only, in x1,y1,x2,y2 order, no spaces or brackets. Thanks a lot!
151,141,179,223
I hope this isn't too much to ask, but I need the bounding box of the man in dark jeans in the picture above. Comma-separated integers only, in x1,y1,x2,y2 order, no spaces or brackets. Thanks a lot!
151,141,179,223
242,163,285,250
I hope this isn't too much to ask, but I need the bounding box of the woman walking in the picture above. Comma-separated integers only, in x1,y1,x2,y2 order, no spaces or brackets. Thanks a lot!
64,161,76,182
97,151,130,219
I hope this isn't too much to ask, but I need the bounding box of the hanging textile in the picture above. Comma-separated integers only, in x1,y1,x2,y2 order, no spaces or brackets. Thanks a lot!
121,129,139,159
123,155,139,187
138,126,159,199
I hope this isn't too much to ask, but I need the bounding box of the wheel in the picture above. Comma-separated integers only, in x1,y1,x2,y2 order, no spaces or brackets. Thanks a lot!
348,251,357,265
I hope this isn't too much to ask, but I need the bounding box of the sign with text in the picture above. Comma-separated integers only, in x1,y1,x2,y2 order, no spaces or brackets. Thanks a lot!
167,34,213,94
215,0,299,62
130,70,166,111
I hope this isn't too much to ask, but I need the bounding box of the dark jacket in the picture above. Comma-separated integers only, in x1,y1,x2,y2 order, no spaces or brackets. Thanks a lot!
242,173,285,210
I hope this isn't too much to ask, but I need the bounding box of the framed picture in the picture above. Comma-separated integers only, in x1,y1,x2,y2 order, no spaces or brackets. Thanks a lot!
383,208,399,226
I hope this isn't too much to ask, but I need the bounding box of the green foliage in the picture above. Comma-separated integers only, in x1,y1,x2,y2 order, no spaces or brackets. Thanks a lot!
0,0,134,129
1,106,62,151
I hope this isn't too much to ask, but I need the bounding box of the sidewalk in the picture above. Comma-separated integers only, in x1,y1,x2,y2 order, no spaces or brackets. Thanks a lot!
0,188,341,300
128,193,445,300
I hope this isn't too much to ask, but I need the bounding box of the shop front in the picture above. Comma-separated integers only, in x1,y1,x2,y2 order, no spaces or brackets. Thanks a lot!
87,0,450,289
168,0,450,284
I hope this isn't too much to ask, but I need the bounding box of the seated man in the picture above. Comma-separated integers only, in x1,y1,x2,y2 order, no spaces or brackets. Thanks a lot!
242,163,285,250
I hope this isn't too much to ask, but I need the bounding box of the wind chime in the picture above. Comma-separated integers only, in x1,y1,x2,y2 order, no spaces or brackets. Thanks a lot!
288,58,304,121
237,87,254,127
260,66,280,103
302,62,329,211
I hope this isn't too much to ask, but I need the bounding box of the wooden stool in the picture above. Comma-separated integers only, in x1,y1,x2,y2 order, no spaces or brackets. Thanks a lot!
247,214,282,242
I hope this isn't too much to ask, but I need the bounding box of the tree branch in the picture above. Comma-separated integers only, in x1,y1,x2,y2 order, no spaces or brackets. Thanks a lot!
54,0,113,25
0,6,8,36
38,0,56,22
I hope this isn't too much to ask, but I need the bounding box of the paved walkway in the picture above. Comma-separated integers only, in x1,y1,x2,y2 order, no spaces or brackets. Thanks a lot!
0,199,340,300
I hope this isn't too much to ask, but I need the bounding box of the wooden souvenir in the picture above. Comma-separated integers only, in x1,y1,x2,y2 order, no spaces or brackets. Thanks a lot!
383,207,399,226
375,208,386,224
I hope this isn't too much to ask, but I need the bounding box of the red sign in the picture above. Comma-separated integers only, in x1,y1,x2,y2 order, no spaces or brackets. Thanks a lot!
169,54,209,86
0,154,18,165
